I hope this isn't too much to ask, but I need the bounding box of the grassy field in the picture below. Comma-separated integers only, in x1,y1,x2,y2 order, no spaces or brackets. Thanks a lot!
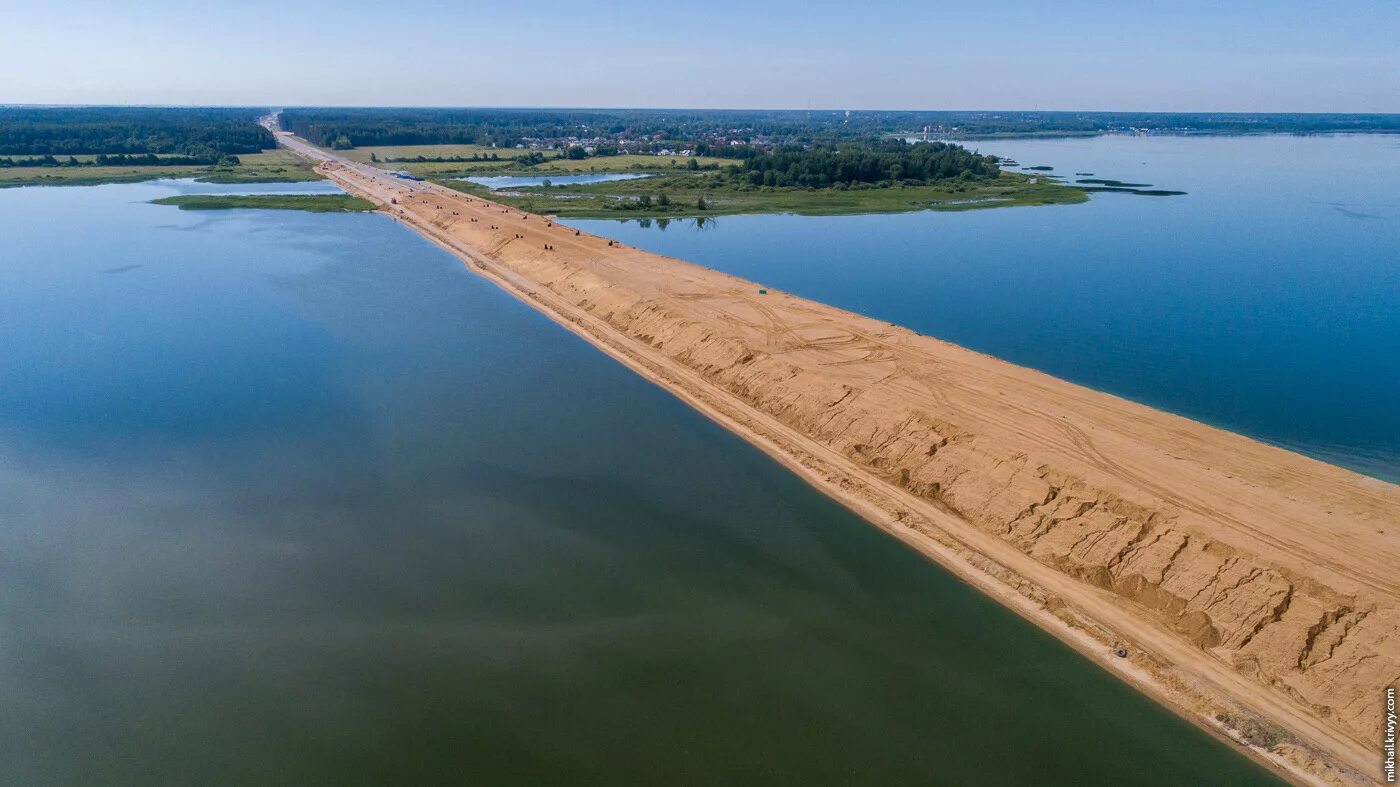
444,170,1088,219
0,150,320,188
357,158,523,177
336,144,530,163
149,194,375,212
525,154,736,173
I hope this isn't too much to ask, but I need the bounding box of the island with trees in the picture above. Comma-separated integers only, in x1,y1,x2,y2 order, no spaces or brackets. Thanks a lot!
439,139,1085,218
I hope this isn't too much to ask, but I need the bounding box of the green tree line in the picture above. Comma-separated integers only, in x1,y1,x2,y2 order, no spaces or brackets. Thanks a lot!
727,141,999,188
0,107,273,155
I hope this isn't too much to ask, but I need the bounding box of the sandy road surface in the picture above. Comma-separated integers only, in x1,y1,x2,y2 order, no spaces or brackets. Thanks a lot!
267,120,1399,785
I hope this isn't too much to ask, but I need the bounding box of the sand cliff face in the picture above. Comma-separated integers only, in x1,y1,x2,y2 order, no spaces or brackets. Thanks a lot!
498,243,1399,762
301,154,1400,784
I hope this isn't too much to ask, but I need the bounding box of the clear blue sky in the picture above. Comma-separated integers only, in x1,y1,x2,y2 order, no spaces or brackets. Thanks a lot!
3,0,1397,111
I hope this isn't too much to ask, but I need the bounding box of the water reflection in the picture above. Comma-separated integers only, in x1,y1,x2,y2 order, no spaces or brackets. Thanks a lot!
0,179,1279,785
624,215,717,231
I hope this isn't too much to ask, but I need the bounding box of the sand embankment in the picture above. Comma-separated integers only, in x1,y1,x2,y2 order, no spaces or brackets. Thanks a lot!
288,141,1397,785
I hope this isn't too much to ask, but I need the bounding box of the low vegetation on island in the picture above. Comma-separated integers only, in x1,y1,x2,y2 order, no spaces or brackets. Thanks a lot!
150,194,375,212
0,149,320,188
448,170,1083,218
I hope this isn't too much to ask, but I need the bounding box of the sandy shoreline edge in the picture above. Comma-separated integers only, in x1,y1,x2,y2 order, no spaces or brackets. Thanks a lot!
273,128,1397,786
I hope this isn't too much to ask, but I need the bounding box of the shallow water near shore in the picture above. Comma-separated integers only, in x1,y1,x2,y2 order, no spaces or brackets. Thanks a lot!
0,178,1278,784
570,134,1400,483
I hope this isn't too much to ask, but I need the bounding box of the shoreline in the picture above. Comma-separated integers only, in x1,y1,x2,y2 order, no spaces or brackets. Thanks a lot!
381,196,1341,786
0,149,321,189
435,167,1087,220
400,218,1306,781
276,128,1397,786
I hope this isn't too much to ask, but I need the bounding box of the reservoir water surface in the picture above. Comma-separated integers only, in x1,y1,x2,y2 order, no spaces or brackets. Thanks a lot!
0,178,1279,784
571,134,1400,483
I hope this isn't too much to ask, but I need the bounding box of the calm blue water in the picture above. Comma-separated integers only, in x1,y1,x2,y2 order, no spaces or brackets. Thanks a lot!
0,178,1277,784
461,173,652,189
569,134,1400,483
161,179,347,196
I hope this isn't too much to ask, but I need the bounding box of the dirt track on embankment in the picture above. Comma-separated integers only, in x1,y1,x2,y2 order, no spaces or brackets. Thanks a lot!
274,127,1399,786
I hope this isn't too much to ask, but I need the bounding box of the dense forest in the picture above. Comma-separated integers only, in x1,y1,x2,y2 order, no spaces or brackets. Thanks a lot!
727,141,999,188
284,107,540,148
0,107,274,155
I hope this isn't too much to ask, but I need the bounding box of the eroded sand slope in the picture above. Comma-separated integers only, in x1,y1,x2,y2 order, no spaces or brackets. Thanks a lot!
311,155,1398,785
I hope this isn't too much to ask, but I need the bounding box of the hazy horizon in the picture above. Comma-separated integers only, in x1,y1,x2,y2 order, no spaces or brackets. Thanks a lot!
6,103,1400,115
4,0,1397,113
